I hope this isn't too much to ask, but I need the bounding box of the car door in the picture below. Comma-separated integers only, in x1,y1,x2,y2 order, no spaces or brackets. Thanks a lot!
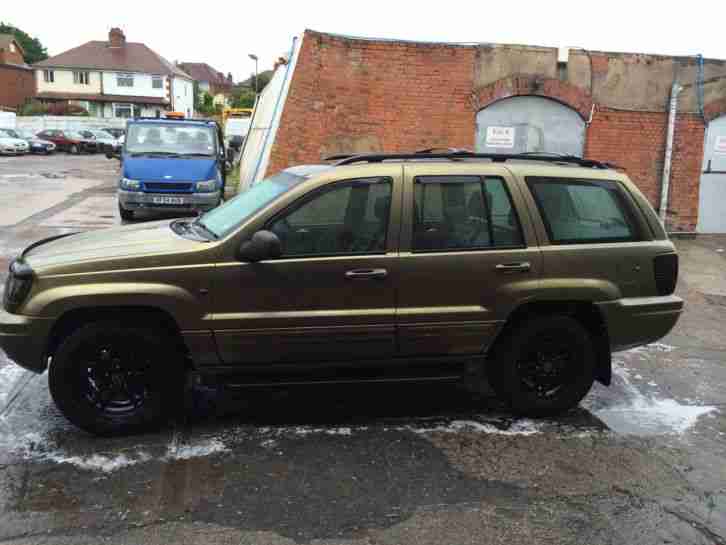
211,165,403,366
397,163,542,357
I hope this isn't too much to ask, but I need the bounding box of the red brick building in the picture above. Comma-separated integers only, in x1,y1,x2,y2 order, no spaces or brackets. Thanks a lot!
265,30,726,233
0,34,34,111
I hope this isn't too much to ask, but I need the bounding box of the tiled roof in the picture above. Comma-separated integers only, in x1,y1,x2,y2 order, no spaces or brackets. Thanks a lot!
178,62,231,85
35,41,190,78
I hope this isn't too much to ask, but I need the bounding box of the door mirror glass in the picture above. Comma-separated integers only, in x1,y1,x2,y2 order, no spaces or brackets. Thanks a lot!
238,230,282,262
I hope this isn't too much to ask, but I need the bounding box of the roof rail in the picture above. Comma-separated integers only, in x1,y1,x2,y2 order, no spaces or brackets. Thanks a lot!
324,151,617,169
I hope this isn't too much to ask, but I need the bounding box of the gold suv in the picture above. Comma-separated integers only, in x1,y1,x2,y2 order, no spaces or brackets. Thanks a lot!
0,151,683,435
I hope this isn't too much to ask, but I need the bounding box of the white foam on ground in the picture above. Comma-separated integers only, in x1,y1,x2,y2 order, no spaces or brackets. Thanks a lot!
408,419,542,436
46,452,151,472
166,438,228,461
0,365,26,407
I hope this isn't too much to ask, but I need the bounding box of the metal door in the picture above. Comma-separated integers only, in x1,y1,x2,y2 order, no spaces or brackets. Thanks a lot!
476,96,585,156
698,115,726,233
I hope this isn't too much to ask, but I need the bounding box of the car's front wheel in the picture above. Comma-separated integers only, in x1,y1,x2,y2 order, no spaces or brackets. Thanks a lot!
69,144,79,154
488,315,596,416
49,320,185,436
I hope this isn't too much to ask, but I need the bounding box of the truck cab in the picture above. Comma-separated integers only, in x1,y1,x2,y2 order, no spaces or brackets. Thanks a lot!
115,116,227,221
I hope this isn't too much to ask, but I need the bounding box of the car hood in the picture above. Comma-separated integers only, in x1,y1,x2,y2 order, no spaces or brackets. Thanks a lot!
122,156,217,182
23,220,198,271
0,137,26,145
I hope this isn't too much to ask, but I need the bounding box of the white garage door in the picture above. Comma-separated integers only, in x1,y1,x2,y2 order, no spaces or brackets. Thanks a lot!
698,115,726,233
475,96,585,157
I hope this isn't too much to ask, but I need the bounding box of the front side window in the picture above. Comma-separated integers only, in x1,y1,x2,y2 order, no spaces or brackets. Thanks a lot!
526,177,640,244
43,69,54,83
152,75,163,89
117,73,134,87
413,175,523,251
268,178,392,257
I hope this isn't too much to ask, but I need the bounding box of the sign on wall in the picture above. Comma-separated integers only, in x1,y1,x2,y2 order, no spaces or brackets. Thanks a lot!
485,126,515,148
714,135,726,154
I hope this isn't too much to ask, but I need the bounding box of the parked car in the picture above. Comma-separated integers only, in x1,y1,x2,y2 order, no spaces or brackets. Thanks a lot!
0,128,55,154
36,129,97,154
0,129,29,155
81,129,117,153
113,117,227,221
103,127,125,140
0,151,683,436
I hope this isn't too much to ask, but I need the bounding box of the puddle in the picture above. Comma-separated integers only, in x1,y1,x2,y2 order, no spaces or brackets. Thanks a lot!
587,344,718,436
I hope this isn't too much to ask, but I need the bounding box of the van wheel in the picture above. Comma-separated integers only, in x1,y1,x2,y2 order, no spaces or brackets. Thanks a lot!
488,315,596,416
49,320,185,436
119,204,134,221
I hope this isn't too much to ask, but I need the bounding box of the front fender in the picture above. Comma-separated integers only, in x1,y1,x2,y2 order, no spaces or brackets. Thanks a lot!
22,282,207,330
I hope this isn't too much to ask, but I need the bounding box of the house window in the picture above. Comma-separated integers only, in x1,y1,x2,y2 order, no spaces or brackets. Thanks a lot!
43,70,54,83
152,75,163,89
117,73,134,87
73,71,90,85
114,103,133,118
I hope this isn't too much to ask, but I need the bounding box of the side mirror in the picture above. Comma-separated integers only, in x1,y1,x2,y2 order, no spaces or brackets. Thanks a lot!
238,230,281,262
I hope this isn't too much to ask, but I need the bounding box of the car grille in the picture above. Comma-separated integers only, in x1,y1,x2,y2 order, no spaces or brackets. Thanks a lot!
143,182,194,192
654,254,678,295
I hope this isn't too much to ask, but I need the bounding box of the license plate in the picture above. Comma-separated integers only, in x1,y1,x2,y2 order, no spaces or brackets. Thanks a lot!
152,196,185,205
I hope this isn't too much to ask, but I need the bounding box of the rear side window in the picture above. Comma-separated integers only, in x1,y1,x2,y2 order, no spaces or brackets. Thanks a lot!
526,177,641,244
413,175,524,251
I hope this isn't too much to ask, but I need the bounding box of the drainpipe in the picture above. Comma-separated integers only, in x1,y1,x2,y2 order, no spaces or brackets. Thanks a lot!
659,82,684,226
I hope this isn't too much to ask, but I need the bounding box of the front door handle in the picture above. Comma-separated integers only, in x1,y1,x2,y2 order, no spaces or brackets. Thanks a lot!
495,262,531,273
345,268,388,280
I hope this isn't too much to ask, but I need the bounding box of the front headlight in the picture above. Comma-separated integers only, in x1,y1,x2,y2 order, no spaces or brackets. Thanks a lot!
196,179,218,192
120,178,141,191
3,260,34,313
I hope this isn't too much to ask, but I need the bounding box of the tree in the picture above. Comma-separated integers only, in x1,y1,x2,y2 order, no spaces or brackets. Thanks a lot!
0,22,48,64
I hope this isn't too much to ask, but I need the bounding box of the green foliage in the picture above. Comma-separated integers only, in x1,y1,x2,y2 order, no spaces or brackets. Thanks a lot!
231,87,256,109
0,22,48,64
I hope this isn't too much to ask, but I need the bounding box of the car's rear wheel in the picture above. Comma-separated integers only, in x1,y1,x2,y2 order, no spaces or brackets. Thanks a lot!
70,144,79,154
49,320,185,436
488,315,596,416
119,203,134,221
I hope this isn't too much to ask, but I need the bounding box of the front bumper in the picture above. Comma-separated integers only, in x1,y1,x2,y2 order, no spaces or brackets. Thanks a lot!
0,308,54,373
596,295,684,352
119,190,221,212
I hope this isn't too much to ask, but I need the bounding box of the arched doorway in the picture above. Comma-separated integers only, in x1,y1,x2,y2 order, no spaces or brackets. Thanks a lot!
475,96,585,156
698,114,726,233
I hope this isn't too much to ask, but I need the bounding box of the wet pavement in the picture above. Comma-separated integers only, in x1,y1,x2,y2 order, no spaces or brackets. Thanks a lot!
1,154,726,544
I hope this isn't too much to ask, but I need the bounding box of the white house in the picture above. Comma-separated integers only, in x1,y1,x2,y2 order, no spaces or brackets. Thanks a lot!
34,28,194,118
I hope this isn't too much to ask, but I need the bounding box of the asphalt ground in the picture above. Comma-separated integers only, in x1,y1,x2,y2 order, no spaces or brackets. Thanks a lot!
0,153,725,544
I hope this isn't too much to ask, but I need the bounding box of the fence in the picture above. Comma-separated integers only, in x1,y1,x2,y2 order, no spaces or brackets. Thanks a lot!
14,116,128,133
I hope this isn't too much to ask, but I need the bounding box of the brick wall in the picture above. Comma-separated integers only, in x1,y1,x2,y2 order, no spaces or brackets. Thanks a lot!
268,32,476,174
269,31,714,231
0,65,34,110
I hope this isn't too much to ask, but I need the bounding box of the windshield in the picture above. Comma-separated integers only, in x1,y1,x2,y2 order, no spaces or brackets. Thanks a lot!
92,130,114,139
198,171,305,238
0,129,17,138
67,131,84,139
125,122,218,156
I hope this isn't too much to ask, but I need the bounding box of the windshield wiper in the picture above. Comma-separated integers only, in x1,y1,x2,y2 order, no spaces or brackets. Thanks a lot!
191,217,219,240
129,151,181,158
178,152,215,158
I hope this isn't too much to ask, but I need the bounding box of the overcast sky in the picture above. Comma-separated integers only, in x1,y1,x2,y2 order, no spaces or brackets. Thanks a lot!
2,1,719,81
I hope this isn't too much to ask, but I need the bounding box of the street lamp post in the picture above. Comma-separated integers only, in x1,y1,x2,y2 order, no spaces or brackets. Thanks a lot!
248,53,259,95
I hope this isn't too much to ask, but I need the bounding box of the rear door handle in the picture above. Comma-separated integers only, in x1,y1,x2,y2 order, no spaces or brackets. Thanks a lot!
495,262,531,273
345,268,388,280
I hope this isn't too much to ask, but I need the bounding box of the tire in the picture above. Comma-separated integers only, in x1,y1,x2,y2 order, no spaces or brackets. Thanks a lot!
119,203,134,221
70,144,79,155
487,315,596,416
49,320,185,436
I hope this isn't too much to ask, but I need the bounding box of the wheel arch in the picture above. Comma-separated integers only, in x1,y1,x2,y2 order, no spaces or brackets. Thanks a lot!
489,300,611,386
45,305,191,367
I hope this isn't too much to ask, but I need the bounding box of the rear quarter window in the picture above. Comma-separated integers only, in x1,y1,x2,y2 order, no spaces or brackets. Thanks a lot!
526,177,642,244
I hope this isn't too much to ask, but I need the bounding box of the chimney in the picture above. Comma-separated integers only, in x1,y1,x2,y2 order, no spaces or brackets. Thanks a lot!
109,28,126,48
